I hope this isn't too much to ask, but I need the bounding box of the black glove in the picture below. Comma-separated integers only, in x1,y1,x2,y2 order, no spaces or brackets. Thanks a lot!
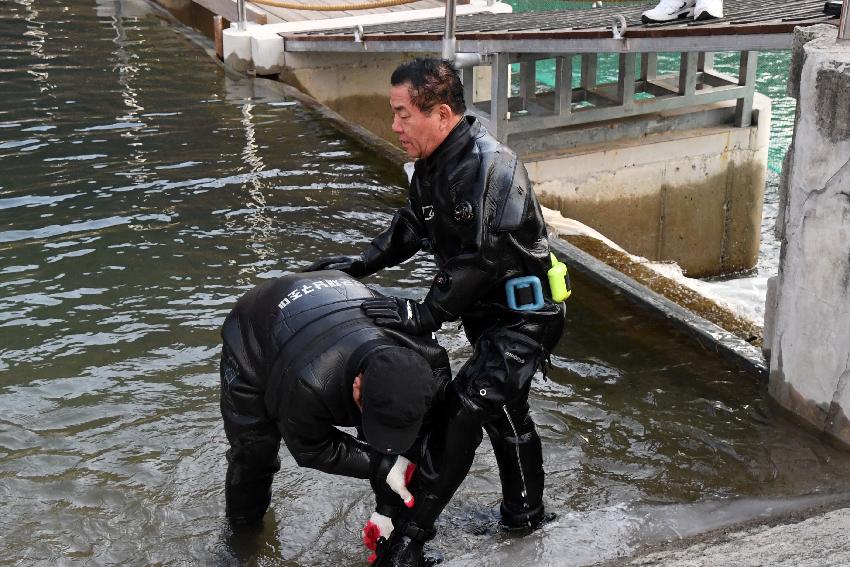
362,297,441,335
301,254,367,277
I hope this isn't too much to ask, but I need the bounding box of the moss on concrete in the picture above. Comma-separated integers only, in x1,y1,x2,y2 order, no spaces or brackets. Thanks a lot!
565,234,764,348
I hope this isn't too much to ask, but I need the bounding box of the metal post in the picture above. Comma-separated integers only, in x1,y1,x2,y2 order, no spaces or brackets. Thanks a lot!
618,53,636,110
462,66,474,108
490,52,509,141
520,59,536,108
237,0,247,31
442,0,457,61
840,0,850,41
640,53,657,82
678,52,698,96
581,53,598,92
735,51,759,127
555,55,573,118
698,52,714,72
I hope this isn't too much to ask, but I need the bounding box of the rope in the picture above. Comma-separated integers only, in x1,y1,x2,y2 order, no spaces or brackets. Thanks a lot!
250,0,420,11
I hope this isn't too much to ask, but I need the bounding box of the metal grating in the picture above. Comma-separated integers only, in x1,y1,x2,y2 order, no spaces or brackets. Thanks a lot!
281,0,837,43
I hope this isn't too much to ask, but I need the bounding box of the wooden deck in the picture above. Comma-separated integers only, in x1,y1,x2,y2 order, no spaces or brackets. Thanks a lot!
281,0,839,52
253,0,448,24
195,0,452,25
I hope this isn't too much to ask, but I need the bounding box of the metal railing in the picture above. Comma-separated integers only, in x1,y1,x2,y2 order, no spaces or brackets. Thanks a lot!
237,0,247,30
464,49,760,144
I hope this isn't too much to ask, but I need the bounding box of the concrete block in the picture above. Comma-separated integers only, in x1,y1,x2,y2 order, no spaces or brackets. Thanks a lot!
222,23,259,73
279,51,413,143
531,96,769,277
251,31,286,76
787,24,838,100
762,275,778,360
769,25,850,447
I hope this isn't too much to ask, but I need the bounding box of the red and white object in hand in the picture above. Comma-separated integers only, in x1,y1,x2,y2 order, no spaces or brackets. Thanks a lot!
362,511,394,563
386,455,416,508
362,456,418,563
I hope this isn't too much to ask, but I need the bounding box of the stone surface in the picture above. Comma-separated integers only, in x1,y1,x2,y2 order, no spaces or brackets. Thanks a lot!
612,507,850,567
767,25,850,446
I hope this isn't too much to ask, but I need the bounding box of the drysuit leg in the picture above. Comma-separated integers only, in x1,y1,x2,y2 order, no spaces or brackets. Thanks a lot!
220,346,281,528
404,387,484,534
484,401,545,528
373,388,483,567
458,327,547,528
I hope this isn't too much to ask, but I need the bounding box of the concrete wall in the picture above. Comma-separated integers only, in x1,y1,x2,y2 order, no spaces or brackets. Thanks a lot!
279,51,418,144
283,55,770,278
277,52,492,144
525,96,770,278
765,25,850,446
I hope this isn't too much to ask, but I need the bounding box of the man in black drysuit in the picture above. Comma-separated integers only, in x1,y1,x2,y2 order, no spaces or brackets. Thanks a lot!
219,270,451,531
304,58,566,565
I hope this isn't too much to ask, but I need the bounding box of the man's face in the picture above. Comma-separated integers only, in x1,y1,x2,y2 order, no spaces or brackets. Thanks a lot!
390,83,454,160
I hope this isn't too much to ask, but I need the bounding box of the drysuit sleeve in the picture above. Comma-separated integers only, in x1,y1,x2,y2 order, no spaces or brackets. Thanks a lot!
280,380,371,479
358,201,425,276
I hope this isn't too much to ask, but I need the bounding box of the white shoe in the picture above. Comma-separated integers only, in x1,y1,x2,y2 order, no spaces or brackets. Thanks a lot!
641,0,695,23
694,0,723,21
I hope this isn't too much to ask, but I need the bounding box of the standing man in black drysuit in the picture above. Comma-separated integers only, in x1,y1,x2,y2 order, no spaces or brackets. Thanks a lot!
219,270,451,534
304,58,566,565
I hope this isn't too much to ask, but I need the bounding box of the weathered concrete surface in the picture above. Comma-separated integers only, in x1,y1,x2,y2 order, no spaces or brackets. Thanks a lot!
606,505,850,567
766,25,850,447
279,51,419,143
529,95,770,278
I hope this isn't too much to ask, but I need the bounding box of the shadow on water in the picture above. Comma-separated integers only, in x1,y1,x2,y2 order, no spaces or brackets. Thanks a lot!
1,0,849,565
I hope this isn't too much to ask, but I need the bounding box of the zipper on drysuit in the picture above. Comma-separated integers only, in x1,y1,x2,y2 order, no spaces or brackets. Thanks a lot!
502,404,530,512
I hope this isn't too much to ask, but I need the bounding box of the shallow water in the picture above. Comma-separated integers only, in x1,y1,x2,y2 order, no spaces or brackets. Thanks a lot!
2,1,850,565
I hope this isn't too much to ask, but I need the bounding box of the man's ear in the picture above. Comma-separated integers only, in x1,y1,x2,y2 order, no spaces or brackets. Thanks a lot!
439,104,454,129
353,373,364,409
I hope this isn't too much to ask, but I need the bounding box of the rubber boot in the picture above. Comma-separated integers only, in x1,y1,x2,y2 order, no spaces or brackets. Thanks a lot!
373,530,426,567
485,405,546,530
373,491,447,567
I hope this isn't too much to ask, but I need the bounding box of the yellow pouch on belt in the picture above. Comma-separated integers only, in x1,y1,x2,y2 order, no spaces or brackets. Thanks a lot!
548,253,571,302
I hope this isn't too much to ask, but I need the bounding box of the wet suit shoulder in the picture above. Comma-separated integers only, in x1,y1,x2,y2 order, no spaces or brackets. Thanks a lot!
220,271,448,479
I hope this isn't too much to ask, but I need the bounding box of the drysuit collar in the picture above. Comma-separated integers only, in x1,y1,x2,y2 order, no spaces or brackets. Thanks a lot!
417,115,476,175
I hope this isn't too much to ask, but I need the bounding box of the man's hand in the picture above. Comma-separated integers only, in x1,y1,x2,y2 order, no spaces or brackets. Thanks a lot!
362,511,394,563
301,255,366,277
363,456,417,563
361,297,440,335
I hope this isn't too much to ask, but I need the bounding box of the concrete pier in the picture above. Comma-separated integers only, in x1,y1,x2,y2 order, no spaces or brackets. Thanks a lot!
765,25,850,446
523,95,770,278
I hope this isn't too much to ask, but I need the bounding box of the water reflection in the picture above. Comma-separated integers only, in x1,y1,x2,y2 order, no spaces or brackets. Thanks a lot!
1,0,850,565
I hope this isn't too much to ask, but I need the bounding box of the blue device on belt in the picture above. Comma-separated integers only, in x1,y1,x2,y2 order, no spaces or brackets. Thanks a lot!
505,276,544,311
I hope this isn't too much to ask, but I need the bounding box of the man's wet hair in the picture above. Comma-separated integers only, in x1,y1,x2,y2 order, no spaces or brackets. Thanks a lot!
391,58,466,115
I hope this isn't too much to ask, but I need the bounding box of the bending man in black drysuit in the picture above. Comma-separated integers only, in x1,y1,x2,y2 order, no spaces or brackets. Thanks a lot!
219,270,451,541
304,58,566,565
